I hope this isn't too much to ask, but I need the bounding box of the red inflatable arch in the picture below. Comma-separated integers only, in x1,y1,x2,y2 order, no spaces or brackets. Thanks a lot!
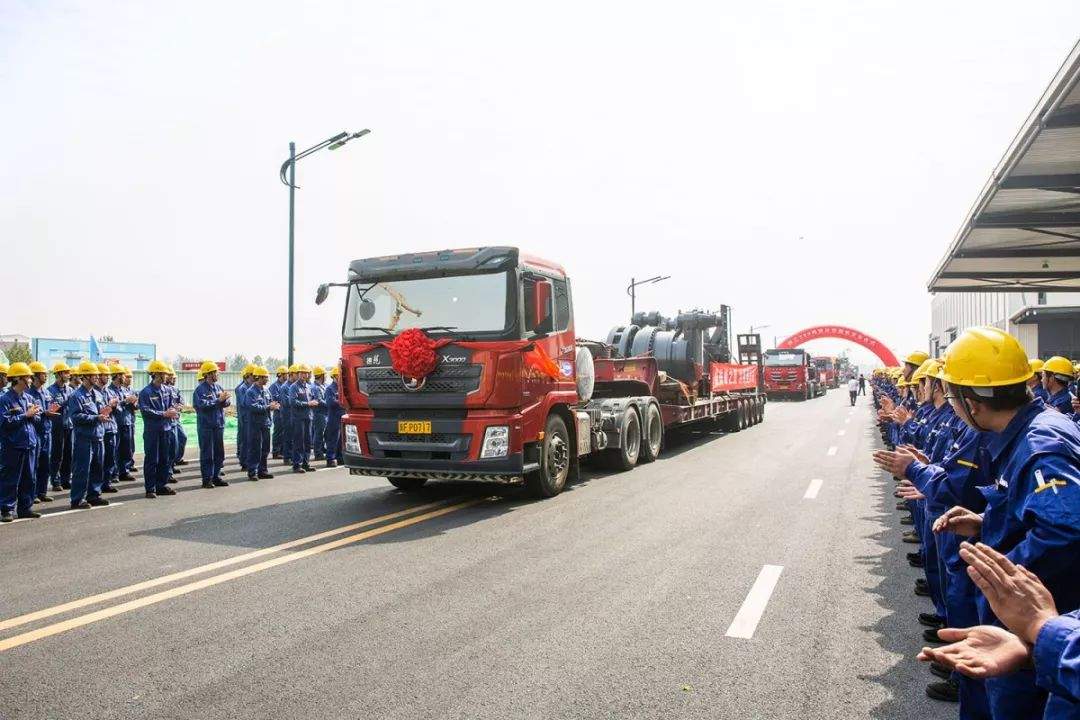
777,325,899,367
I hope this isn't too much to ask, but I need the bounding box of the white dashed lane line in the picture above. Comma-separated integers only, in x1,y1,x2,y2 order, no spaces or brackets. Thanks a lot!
827,446,838,456
837,430,846,436
725,565,784,639
803,479,823,500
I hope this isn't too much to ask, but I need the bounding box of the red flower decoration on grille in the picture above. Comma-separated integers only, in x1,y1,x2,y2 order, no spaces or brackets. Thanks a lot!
387,328,440,381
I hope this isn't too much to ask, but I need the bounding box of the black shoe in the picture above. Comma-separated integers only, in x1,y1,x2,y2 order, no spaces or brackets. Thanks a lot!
302,464,313,472
145,492,157,499
895,501,906,510
213,479,228,487
70,501,91,509
87,496,110,507
902,531,921,544
258,472,274,479
174,458,188,466
914,585,931,597
919,613,945,628
212,476,224,483
202,481,215,489
37,494,54,503
915,578,929,589
51,484,62,492
272,453,282,459
900,515,914,525
167,477,178,484
156,486,177,496
17,510,42,519
923,627,944,643
101,486,119,494
907,552,922,562
925,680,959,703
293,466,306,474
0,512,12,523
119,474,135,482
314,455,325,461
248,473,258,481
930,662,951,680
61,483,71,490
909,556,925,568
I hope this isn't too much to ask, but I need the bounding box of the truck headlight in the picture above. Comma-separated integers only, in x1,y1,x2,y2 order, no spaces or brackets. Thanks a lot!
480,425,509,459
344,424,360,453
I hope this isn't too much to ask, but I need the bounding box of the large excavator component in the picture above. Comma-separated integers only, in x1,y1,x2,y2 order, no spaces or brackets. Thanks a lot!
607,306,732,386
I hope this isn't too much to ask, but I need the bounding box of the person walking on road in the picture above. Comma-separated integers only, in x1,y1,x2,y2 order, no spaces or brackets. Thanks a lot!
193,361,231,488
848,376,859,406
0,363,43,522
245,366,278,481
138,360,178,498
858,373,867,396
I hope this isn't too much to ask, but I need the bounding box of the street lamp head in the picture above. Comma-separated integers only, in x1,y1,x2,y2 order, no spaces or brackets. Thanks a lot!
329,128,372,150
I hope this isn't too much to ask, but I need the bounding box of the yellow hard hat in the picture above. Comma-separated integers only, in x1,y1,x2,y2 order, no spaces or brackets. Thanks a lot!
1030,358,1045,373
51,362,71,374
28,361,48,375
147,359,170,375
251,365,270,379
939,327,1033,388
0,363,8,375
111,365,127,375
76,360,100,376
196,361,217,377
95,363,110,375
276,365,288,375
1043,356,1075,379
297,363,312,373
912,359,942,382
330,367,340,378
904,351,930,367
288,363,300,373
7,362,32,379
241,364,255,376
313,365,326,377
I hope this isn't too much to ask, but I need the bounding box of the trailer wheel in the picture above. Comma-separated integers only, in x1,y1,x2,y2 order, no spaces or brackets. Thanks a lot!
755,399,765,424
639,403,662,464
602,406,641,471
526,414,572,498
740,401,750,430
388,477,428,492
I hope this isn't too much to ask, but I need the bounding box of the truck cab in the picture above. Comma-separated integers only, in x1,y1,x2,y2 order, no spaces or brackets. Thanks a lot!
763,348,820,400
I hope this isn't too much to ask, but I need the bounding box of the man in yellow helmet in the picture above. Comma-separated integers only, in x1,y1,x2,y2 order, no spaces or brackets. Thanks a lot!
47,362,74,492
25,361,61,504
234,364,256,472
66,360,112,509
96,364,121,495
279,364,299,466
289,364,318,473
1040,356,1076,416
311,366,329,462
244,366,278,480
193,361,231,488
137,360,180,498
269,365,288,459
1028,359,1049,403
165,367,187,476
324,366,343,468
0,363,44,521
110,365,137,482
932,327,1080,718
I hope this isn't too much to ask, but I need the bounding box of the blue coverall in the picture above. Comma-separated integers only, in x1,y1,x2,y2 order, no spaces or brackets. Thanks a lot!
171,384,187,467
290,380,314,469
0,387,40,516
47,380,72,490
1035,610,1080,714
280,380,294,462
25,384,53,499
324,380,342,464
138,381,175,493
1047,388,1075,417
311,380,327,460
235,379,251,470
99,383,118,490
193,380,230,482
978,400,1080,719
245,384,272,476
269,378,284,456
67,385,105,505
113,380,136,479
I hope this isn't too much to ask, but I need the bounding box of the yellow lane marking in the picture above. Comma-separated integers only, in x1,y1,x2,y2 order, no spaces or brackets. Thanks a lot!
0,499,457,633
0,499,484,653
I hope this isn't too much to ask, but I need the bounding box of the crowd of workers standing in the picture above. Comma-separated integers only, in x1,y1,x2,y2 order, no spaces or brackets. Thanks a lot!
869,328,1080,720
0,359,345,522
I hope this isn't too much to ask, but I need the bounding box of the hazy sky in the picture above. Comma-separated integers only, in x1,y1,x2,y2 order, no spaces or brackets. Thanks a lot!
4,1,1080,368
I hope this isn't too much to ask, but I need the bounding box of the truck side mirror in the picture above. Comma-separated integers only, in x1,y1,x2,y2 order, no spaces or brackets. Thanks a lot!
315,284,330,306
531,279,554,334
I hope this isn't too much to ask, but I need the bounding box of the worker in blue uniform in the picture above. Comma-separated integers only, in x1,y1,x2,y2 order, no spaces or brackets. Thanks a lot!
280,364,298,466
933,327,1080,720
269,365,287,459
311,366,328,461
67,360,110,509
1042,356,1076,417
121,368,138,477
1030,359,1050,403
111,365,137,482
324,367,343,468
26,361,57,504
138,361,178,498
0,363,43,521
290,364,317,473
47,362,73,492
193,361,231,488
96,363,119,494
166,369,187,471
245,366,278,481
235,364,254,472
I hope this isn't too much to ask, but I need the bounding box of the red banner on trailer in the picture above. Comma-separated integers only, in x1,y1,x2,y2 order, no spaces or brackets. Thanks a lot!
709,363,758,393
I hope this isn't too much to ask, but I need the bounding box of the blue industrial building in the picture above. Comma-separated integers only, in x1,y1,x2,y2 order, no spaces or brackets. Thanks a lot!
31,337,157,370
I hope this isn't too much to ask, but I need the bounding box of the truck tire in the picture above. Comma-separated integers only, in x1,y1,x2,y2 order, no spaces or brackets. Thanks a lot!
639,403,662,464
526,414,572,498
388,477,427,492
602,406,641,471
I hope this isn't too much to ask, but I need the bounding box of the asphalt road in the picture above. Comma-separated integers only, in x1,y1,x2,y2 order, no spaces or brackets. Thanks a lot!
0,391,952,720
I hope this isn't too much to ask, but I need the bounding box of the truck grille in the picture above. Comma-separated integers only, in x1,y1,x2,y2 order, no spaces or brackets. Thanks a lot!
357,365,482,395
366,430,472,461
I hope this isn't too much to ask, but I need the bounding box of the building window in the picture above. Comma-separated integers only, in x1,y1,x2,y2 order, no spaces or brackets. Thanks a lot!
1037,291,1047,305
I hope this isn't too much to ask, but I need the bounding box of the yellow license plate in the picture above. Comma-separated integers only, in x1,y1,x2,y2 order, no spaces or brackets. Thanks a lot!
398,420,432,434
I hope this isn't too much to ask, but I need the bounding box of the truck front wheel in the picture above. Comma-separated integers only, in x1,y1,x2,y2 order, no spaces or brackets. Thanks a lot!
526,414,572,498
388,477,428,492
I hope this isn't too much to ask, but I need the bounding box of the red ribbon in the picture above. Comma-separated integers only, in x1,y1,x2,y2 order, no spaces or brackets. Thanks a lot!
380,329,452,380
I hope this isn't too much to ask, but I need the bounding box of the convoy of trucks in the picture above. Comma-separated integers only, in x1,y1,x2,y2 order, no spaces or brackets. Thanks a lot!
762,348,828,400
318,246,769,498
812,356,839,389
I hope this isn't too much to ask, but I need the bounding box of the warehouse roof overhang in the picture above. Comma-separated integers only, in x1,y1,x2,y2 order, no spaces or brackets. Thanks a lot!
929,40,1080,292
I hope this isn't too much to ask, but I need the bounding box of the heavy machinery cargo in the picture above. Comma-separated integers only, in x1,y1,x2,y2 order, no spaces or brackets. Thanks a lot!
317,246,767,498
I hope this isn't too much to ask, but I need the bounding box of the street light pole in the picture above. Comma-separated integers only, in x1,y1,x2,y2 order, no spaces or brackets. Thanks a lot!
280,129,370,365
626,274,671,320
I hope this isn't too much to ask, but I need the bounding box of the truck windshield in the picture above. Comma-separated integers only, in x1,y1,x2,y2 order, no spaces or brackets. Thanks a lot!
343,270,515,341
764,352,804,366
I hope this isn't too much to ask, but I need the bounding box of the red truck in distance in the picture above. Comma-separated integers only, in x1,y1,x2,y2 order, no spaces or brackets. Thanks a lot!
317,246,767,498
763,348,825,400
813,356,838,390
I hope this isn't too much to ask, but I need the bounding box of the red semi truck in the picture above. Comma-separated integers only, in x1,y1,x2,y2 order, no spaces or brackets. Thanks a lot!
813,356,838,390
763,348,825,400
317,246,766,498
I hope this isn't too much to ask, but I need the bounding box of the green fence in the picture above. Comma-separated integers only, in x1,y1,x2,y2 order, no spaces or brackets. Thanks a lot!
132,412,240,454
